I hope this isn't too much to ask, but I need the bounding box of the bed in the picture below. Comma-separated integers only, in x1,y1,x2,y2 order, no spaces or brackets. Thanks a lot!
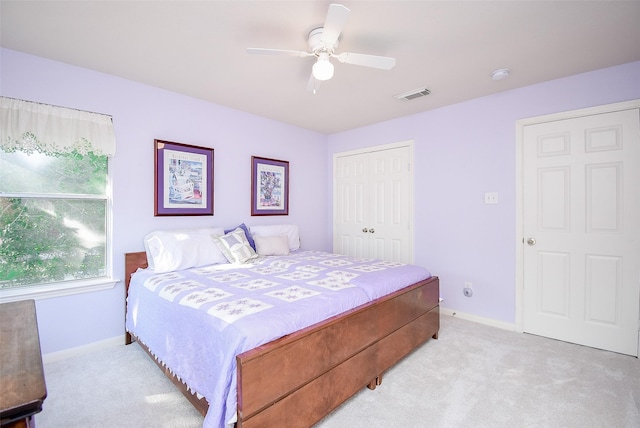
124,225,439,428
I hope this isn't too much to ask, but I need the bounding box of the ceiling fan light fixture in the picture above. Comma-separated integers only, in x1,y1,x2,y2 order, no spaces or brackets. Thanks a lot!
312,53,334,81
246,4,395,93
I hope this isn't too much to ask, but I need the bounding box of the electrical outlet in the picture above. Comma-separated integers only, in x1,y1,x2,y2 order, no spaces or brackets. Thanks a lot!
484,192,499,204
463,281,473,297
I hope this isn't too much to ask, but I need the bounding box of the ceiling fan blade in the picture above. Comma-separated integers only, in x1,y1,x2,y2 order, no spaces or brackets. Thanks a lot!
321,4,350,46
334,52,396,70
246,48,311,58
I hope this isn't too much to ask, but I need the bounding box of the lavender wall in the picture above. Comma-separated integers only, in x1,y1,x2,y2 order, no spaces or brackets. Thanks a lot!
2,47,638,353
327,61,640,325
1,48,328,354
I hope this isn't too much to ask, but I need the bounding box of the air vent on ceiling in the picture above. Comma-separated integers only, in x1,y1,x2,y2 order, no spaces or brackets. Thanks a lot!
394,87,431,101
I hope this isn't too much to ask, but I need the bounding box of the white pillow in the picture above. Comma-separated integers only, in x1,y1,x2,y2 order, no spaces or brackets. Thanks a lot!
249,224,300,250
253,235,290,256
144,227,226,273
213,227,259,264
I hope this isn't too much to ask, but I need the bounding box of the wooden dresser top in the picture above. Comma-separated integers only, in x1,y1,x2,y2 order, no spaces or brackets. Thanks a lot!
0,300,47,424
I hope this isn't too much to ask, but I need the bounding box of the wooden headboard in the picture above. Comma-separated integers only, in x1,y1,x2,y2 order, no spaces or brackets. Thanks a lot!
124,251,148,290
124,251,148,345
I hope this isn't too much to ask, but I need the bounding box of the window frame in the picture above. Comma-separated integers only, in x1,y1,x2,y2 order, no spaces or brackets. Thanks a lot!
0,160,117,303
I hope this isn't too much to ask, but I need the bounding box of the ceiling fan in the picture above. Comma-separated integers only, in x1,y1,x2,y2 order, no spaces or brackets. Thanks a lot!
246,3,396,93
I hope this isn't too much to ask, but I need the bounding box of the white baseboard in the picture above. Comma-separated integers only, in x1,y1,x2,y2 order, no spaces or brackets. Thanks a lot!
42,335,124,364
440,307,516,332
41,312,516,364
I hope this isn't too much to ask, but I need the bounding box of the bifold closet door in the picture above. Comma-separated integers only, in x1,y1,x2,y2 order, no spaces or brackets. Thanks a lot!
334,144,413,263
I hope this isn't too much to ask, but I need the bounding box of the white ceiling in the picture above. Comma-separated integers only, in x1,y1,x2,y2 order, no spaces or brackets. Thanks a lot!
2,1,639,134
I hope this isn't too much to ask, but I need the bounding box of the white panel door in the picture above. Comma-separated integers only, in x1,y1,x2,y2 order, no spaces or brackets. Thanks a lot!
522,107,640,356
334,152,369,259
334,143,413,263
368,146,412,262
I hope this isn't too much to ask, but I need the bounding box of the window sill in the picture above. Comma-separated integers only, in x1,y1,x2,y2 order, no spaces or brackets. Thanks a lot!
0,278,119,303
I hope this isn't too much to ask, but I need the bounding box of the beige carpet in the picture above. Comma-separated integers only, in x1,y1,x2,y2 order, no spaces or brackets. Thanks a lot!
37,315,639,427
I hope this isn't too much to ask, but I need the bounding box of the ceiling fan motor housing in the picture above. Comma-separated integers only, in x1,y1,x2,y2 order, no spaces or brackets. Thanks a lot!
308,27,338,54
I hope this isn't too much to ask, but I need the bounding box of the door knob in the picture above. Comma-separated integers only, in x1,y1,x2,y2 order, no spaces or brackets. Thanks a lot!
526,238,536,246
369,228,375,234
362,228,368,233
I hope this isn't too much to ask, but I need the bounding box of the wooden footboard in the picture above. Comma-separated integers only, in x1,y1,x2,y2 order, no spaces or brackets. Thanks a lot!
236,276,439,428
124,252,439,427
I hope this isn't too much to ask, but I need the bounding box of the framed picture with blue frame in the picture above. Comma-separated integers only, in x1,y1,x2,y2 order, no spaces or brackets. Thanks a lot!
251,156,289,216
154,139,214,216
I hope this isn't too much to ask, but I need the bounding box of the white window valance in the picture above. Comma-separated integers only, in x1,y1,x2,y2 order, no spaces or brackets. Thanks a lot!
0,97,116,156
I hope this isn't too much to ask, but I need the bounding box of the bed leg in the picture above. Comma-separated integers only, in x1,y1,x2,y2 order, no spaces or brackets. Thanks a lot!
125,332,132,345
367,375,383,390
432,330,439,340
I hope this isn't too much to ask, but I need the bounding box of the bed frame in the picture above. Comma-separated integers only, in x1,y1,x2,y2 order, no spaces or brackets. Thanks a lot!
124,251,439,427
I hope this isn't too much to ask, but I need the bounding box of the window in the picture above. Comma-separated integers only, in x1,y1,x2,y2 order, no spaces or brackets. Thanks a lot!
0,97,116,301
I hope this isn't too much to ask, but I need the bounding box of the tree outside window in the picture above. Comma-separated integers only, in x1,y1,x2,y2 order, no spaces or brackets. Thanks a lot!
0,149,108,288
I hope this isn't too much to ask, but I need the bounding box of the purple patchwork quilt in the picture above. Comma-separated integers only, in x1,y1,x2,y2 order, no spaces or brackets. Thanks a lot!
125,250,431,427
